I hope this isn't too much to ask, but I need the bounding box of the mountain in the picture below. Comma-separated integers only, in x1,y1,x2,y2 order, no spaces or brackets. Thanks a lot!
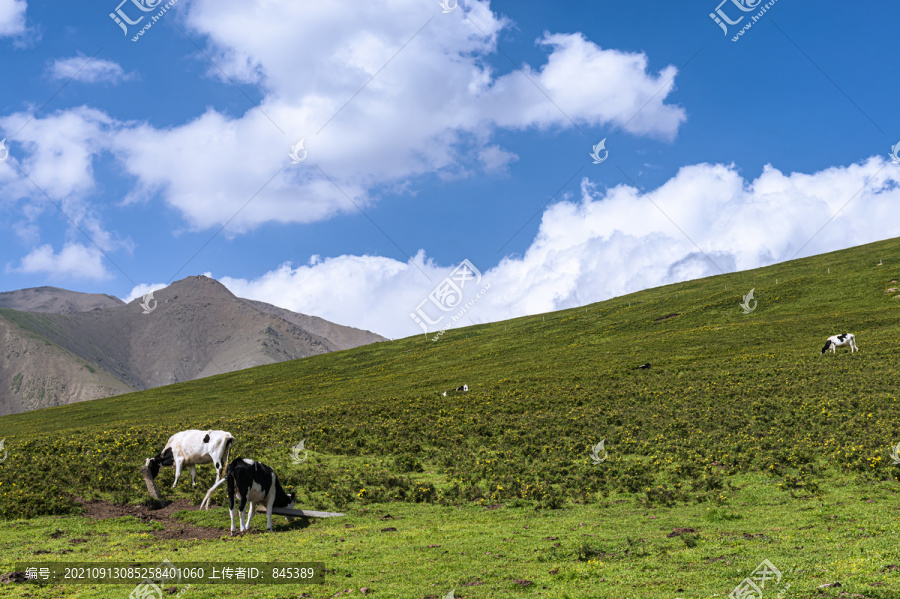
0,276,386,415
0,286,124,313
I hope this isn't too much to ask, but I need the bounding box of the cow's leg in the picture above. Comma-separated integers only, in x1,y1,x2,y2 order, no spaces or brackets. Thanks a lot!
245,502,256,531
189,464,197,486
172,456,184,488
228,490,236,535
266,492,276,532
238,495,248,532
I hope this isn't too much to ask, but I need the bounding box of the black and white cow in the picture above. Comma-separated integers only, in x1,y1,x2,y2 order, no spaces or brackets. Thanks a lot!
442,384,469,396
821,333,859,354
145,430,234,488
200,458,296,534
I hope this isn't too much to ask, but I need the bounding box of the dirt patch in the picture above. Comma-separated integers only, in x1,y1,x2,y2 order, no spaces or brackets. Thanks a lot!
0,571,27,584
666,527,696,538
77,498,226,541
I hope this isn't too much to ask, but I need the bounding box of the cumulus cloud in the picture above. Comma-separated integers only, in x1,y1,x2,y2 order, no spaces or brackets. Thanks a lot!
0,107,132,279
0,0,26,37
198,158,900,339
9,243,111,280
97,0,686,232
2,1,687,236
47,55,134,83
122,282,169,304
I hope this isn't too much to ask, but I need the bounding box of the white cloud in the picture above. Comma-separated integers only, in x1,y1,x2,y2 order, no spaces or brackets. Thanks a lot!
0,0,26,37
123,282,168,304
0,107,132,275
211,158,900,339
2,1,687,236
10,243,111,280
99,0,686,232
47,55,134,83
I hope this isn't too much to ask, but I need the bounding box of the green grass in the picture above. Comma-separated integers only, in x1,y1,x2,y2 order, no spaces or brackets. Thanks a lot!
1,236,899,597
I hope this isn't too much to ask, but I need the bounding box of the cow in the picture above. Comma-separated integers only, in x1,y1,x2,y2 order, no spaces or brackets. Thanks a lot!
145,430,234,489
821,333,859,354
442,384,468,396
199,458,296,534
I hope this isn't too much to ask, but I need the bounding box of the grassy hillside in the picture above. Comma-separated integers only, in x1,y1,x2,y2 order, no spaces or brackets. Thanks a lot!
0,237,899,597
2,237,900,508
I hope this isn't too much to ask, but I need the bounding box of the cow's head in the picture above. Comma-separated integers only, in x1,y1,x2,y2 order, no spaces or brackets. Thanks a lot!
821,341,832,354
146,457,161,479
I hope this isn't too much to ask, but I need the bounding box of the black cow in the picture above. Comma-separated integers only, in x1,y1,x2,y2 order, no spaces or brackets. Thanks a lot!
200,458,296,534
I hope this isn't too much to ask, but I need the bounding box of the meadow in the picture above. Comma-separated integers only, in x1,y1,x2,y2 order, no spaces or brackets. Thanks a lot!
0,237,899,598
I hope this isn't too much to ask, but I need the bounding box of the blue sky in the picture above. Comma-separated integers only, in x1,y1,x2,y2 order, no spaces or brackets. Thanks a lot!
1,0,898,338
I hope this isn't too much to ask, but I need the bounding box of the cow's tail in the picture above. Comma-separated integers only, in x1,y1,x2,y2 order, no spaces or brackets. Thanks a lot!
200,460,233,510
219,436,234,478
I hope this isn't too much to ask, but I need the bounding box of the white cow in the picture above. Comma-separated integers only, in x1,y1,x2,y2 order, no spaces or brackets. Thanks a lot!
145,429,234,489
821,333,858,354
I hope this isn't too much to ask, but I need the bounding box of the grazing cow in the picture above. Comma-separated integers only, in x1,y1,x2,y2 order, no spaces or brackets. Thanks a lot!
636,363,651,370
442,384,469,396
821,333,858,354
145,430,234,488
200,458,296,534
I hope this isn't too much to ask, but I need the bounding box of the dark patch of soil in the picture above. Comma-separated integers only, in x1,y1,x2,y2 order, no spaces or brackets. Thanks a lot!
77,498,225,541
0,571,27,584
654,313,680,321
666,527,696,537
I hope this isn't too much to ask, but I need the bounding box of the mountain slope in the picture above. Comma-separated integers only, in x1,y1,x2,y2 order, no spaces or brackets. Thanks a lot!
242,298,385,350
0,275,386,415
0,310,135,414
0,286,124,313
